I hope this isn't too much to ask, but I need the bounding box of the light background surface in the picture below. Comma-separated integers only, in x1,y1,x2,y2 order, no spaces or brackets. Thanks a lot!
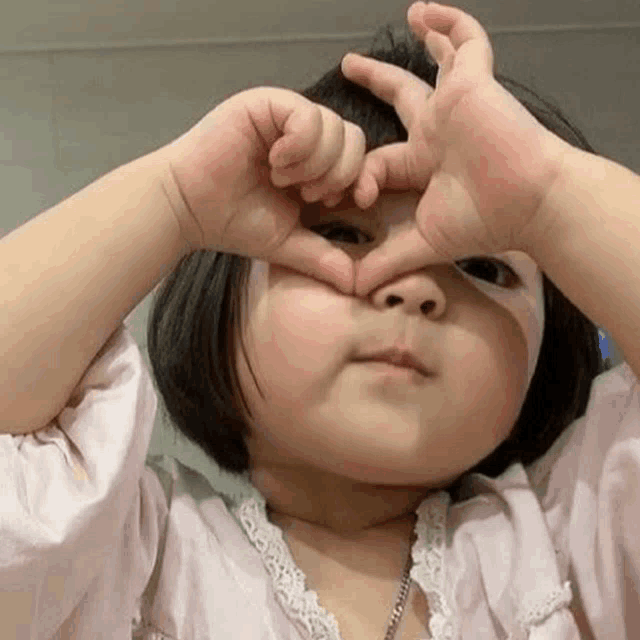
2,0,637,490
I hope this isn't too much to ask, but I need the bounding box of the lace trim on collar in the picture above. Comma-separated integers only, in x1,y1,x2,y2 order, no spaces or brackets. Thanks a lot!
234,496,343,640
410,491,457,639
233,490,454,640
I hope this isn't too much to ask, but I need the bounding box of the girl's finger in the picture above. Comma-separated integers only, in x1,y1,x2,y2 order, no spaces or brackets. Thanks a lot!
353,142,434,209
341,53,433,133
407,2,493,77
271,105,344,187
269,224,355,294
408,2,492,54
299,121,366,202
322,193,344,208
354,224,440,298
268,98,323,169
424,29,456,85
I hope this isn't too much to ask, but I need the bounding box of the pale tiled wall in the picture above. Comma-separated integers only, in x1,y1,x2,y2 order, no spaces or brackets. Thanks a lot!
2,4,637,489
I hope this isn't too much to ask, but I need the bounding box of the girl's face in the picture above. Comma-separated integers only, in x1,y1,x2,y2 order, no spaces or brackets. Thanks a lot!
235,191,532,490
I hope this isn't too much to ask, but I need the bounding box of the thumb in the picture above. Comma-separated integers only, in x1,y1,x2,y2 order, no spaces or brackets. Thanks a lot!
354,142,421,208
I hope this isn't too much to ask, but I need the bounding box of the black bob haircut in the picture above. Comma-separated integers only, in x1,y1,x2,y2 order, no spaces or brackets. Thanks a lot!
147,27,611,503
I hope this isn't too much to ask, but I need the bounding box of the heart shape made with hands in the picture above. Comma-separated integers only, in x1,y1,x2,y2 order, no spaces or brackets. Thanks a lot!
335,0,564,301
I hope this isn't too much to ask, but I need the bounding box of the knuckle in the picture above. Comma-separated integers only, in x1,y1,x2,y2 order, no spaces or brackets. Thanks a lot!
271,160,309,185
346,120,365,143
310,170,339,195
355,129,367,160
324,109,345,141
363,153,381,180
309,102,324,125
330,117,346,155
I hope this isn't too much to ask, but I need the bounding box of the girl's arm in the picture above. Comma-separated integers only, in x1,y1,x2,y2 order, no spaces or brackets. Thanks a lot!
524,146,640,379
0,85,367,437
0,150,190,435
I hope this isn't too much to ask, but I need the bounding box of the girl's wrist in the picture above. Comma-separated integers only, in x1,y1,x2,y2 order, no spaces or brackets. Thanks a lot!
144,146,203,256
518,136,581,259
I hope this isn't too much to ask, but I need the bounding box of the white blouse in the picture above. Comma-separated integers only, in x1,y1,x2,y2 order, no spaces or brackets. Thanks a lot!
1,323,639,640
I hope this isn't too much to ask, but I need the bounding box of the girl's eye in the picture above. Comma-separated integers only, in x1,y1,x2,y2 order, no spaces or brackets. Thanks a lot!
455,258,520,288
310,222,373,245
310,224,518,288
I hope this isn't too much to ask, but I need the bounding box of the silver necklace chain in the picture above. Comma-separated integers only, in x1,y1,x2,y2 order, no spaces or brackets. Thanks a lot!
270,507,417,640
383,531,416,640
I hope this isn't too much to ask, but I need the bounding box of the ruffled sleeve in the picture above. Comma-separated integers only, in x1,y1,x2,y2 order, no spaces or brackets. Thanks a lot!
0,324,168,639
564,361,640,638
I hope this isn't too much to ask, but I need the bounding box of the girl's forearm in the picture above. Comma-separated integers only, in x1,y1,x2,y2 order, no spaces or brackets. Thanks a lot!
524,143,640,378
0,150,190,435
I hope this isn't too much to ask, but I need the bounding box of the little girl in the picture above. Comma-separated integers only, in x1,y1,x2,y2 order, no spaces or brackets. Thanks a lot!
2,3,639,639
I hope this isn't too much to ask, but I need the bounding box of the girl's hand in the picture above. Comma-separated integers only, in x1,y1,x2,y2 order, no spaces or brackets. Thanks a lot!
163,87,366,293
342,1,569,296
